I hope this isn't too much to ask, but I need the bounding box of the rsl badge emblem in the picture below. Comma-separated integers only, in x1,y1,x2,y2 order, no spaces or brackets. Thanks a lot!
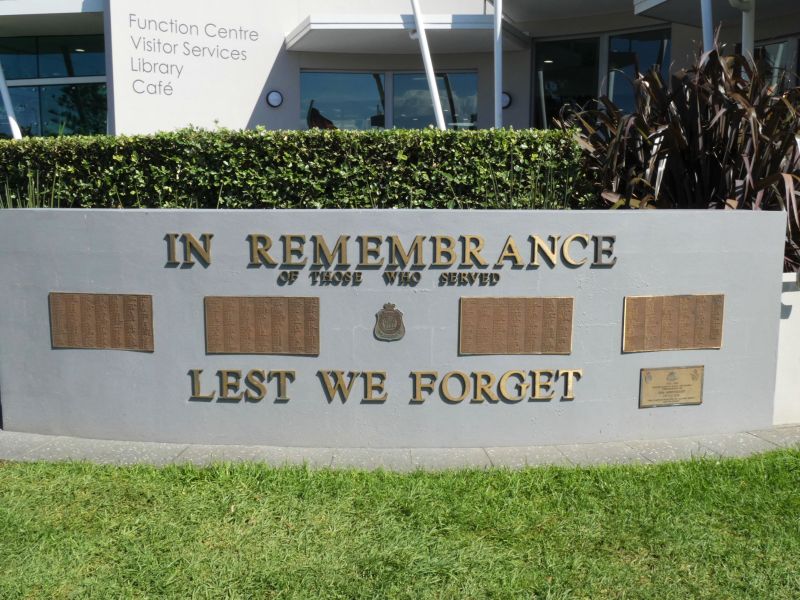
374,303,405,341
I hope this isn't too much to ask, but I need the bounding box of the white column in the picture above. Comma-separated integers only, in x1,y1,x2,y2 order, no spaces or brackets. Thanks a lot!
0,60,22,140
494,0,503,128
537,70,547,129
410,0,446,131
741,0,755,59
701,0,714,52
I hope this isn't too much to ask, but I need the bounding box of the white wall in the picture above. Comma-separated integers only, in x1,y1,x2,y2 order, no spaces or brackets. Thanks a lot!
774,272,800,425
106,0,528,134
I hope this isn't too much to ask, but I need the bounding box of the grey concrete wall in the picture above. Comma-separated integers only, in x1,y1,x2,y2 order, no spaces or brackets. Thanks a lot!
0,209,786,447
775,272,800,425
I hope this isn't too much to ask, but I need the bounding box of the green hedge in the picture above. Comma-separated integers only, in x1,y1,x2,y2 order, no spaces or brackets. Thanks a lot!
0,129,592,210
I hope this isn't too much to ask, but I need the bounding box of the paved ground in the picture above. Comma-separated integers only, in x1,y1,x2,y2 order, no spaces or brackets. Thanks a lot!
0,425,798,470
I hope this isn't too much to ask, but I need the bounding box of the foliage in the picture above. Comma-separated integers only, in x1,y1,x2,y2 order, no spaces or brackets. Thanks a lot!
0,169,61,209
0,128,592,211
0,450,799,598
559,49,800,271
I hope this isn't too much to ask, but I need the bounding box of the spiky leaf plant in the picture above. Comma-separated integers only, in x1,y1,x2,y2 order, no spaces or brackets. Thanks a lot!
559,48,800,272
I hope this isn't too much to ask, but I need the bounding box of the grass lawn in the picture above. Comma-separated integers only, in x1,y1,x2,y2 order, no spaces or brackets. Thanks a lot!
0,450,799,599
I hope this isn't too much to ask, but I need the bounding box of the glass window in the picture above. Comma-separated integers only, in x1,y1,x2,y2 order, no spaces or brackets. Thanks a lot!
393,72,477,130
0,35,107,137
301,72,385,130
754,41,796,89
38,35,105,78
40,83,107,135
608,29,671,114
0,86,40,137
534,38,599,128
0,37,37,80
0,84,106,138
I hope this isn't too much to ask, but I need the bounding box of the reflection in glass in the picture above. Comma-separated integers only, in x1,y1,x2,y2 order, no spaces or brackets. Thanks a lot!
0,84,106,138
393,72,477,129
38,35,106,78
0,87,40,138
301,72,385,130
608,29,670,114
40,83,107,135
754,41,795,89
0,35,107,138
0,37,37,80
535,38,599,128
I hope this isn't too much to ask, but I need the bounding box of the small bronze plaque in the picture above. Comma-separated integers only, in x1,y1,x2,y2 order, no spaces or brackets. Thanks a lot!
459,297,573,355
623,294,724,352
374,303,405,341
639,366,704,408
204,296,319,355
49,292,154,352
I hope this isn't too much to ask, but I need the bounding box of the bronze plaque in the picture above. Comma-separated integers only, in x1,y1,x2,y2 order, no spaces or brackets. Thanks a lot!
639,366,704,408
623,294,724,352
459,297,573,355
49,292,154,352
204,296,319,355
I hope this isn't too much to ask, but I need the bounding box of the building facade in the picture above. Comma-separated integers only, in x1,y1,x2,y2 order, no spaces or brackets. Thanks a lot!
0,0,797,136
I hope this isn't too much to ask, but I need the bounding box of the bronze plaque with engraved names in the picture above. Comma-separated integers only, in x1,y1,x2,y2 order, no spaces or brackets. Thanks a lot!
204,296,319,355
639,366,704,408
49,292,154,352
623,294,724,353
459,297,573,355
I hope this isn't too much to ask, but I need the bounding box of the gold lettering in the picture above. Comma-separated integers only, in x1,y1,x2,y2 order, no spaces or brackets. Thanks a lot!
411,371,438,403
558,369,583,400
244,369,267,402
496,236,524,267
388,235,425,268
531,369,556,400
460,235,488,267
165,233,179,264
363,371,388,403
592,235,618,267
183,233,213,265
218,369,243,401
247,234,277,266
281,235,307,266
441,371,469,403
530,235,559,268
562,234,590,266
189,369,215,400
431,235,457,267
319,370,359,403
269,370,296,401
499,370,529,402
472,371,499,403
312,235,350,268
358,235,384,267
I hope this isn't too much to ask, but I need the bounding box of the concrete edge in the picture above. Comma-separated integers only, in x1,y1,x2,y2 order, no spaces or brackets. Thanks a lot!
0,425,798,470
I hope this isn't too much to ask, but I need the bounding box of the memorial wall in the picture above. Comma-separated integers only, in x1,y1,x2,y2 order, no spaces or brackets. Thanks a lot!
0,209,786,447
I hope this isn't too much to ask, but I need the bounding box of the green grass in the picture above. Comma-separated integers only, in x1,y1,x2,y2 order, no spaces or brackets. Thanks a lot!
1,450,799,599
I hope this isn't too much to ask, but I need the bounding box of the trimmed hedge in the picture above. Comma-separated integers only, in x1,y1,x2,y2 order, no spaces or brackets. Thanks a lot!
0,129,591,209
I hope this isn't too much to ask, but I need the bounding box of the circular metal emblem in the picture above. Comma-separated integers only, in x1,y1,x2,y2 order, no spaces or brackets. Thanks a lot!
374,303,405,341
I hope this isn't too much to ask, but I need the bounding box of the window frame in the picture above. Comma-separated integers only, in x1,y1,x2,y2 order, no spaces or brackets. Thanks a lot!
751,34,800,87
299,68,478,130
1,33,107,137
532,25,672,128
